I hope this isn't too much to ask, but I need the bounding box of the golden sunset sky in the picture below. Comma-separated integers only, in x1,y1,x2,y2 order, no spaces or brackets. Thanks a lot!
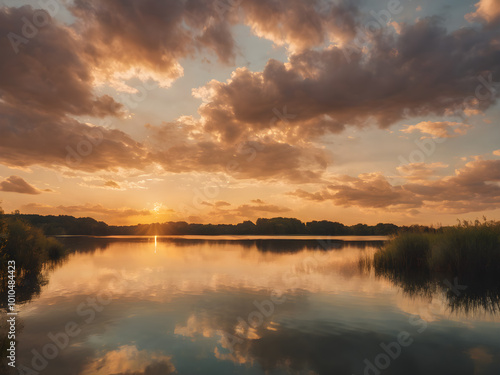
0,0,500,225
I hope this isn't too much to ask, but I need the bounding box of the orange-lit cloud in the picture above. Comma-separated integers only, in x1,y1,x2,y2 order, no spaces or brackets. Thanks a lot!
80,345,176,375
401,121,471,139
290,158,500,214
21,203,154,218
0,176,45,195
1,1,500,224
197,199,292,222
104,180,121,189
466,0,500,25
241,0,359,51
396,162,448,181
193,18,500,145
70,0,238,90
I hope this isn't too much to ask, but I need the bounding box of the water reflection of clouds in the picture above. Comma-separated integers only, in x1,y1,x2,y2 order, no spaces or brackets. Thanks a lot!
80,345,176,375
12,238,500,375
173,298,500,375
24,241,390,305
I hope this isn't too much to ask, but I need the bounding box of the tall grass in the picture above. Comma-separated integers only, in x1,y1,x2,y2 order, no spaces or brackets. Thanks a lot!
373,220,500,313
1,218,66,274
0,215,66,308
374,232,431,272
374,220,500,277
429,220,500,277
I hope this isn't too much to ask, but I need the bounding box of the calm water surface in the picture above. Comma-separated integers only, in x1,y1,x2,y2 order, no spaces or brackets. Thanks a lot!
11,237,500,375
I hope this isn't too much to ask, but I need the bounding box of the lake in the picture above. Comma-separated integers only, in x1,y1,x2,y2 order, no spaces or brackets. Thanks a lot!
9,236,500,375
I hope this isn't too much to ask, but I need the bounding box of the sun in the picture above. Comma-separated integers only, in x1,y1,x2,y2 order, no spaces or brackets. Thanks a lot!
153,202,163,214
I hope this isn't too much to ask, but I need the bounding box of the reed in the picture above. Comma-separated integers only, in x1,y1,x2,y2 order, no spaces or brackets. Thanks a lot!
374,219,500,277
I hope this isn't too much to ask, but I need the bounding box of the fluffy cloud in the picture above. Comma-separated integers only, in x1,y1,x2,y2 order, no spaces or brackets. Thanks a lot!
80,345,176,375
401,121,471,139
466,0,500,26
0,105,149,172
0,176,43,195
145,121,329,182
240,0,359,51
291,173,422,211
70,0,238,89
290,159,500,214
0,6,123,117
1,1,499,192
0,104,328,181
193,17,500,145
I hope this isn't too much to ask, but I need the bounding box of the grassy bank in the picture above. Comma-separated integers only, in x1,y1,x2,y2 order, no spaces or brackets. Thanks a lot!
0,210,66,308
374,220,500,277
372,220,500,313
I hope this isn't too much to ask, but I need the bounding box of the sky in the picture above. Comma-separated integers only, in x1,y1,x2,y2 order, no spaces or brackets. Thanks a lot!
0,0,499,225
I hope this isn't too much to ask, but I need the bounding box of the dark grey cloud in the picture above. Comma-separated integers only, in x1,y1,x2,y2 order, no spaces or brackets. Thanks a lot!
0,6,123,118
70,0,238,75
0,104,149,172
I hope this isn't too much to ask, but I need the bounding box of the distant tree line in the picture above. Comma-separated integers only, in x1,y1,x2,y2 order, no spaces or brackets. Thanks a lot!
4,214,439,236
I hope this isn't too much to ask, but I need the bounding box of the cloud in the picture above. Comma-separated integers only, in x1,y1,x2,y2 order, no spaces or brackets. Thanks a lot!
251,199,265,204
0,6,123,118
0,104,149,172
234,203,291,215
466,0,500,26
0,2,499,192
0,175,42,195
204,199,291,222
113,361,176,375
328,173,422,210
289,158,500,214
396,162,448,181
401,121,471,139
202,200,232,207
146,120,330,182
70,0,238,90
193,17,500,144
57,204,152,217
240,0,359,51
0,103,328,181
104,180,121,189
20,203,153,218
80,345,176,375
